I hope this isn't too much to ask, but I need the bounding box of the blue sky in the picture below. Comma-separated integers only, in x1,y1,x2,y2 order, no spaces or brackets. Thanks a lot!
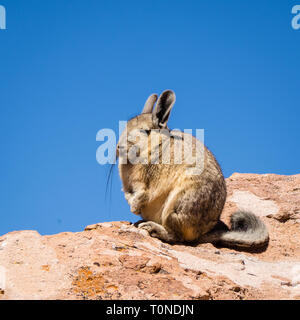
0,0,299,236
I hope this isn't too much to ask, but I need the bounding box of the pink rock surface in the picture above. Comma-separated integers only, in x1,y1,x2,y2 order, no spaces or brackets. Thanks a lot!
0,173,299,300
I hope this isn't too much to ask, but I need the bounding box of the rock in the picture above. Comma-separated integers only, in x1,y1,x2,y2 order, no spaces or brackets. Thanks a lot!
229,190,279,217
226,173,300,223
0,173,299,300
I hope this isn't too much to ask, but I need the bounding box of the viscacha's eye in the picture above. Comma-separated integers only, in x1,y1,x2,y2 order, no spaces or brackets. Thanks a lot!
140,129,151,135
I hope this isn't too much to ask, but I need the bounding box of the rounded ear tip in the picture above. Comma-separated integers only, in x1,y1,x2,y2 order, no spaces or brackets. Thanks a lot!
163,89,174,93
149,93,158,100
163,89,175,97
142,93,158,114
162,89,176,102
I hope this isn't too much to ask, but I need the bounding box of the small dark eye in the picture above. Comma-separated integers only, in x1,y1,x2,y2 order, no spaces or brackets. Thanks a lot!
140,129,151,135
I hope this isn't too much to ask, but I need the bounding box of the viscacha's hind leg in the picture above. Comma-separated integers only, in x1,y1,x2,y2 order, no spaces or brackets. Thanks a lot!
161,187,222,242
137,221,178,243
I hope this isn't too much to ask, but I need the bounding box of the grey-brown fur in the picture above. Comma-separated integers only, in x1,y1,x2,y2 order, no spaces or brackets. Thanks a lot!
117,90,269,248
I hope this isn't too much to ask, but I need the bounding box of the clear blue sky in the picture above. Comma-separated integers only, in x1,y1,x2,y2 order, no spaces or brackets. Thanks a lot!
0,0,299,236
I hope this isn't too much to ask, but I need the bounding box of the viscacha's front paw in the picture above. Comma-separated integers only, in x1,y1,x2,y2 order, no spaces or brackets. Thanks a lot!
130,203,142,215
127,191,147,215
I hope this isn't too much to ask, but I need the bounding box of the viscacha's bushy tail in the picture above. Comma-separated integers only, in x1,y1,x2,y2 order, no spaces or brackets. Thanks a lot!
200,211,269,248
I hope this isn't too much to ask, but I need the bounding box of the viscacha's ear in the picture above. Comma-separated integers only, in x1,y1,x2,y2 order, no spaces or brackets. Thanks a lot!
141,93,158,114
152,90,176,128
